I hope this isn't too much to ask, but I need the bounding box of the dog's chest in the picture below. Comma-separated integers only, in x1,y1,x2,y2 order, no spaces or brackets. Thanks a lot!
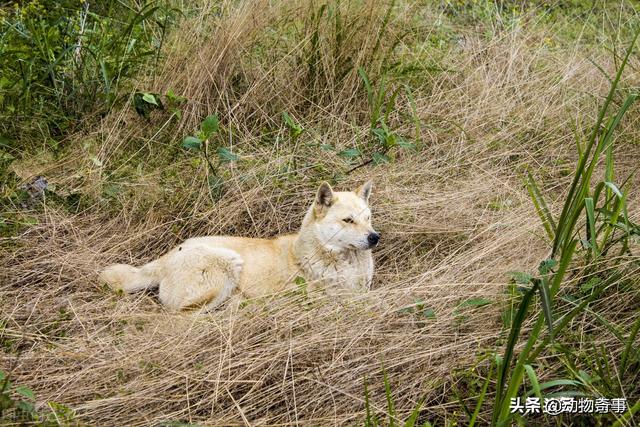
303,250,373,291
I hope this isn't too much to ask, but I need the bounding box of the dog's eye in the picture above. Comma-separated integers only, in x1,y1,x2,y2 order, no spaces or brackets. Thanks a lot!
343,217,354,224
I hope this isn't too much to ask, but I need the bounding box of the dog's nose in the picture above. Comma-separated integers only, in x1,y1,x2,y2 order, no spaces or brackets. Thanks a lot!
367,232,380,246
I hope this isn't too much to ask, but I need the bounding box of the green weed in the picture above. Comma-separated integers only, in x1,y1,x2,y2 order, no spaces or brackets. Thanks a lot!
1,370,75,425
0,1,178,142
476,27,640,427
182,114,239,201
364,368,430,427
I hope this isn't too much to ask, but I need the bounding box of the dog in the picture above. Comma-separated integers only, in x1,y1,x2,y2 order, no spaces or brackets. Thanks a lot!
99,181,379,310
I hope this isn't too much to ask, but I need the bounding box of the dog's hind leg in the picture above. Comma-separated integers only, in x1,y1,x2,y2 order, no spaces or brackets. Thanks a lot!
158,246,243,311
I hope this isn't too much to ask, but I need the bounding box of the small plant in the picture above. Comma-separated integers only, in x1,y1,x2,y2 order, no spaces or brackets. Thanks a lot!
363,368,430,427
397,299,436,328
133,92,165,120
282,111,304,143
182,114,239,200
1,370,37,421
348,67,415,172
0,370,76,424
166,89,187,119
133,89,187,120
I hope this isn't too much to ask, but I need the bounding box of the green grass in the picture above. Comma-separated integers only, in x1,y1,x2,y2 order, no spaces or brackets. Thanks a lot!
0,0,177,144
469,26,640,427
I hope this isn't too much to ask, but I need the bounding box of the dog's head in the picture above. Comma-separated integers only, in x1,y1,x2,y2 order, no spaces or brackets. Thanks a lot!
310,181,380,252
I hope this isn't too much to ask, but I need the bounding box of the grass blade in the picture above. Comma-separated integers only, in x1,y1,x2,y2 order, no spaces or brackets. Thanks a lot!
383,368,396,427
549,239,578,296
468,360,493,427
584,197,598,259
524,365,542,400
611,399,640,427
492,281,538,425
403,397,425,427
404,85,421,145
364,377,378,427
526,172,556,240
620,316,640,376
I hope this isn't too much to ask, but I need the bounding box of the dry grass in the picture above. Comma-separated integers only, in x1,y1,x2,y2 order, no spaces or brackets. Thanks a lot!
2,1,639,425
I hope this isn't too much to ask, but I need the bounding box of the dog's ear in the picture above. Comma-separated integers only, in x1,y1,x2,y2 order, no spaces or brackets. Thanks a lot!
315,182,334,211
356,180,373,204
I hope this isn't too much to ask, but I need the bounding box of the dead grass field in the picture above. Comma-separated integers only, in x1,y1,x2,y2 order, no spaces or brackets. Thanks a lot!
2,1,639,425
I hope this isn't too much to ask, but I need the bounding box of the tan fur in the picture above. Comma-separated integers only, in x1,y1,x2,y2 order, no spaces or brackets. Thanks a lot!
99,182,379,310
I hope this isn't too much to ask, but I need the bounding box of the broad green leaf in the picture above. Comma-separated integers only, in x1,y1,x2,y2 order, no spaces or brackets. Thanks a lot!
201,115,219,138
396,138,415,149
15,385,35,400
216,147,239,163
142,92,158,105
508,271,533,285
283,111,295,127
182,136,202,151
577,370,592,385
16,400,35,414
282,112,303,135
372,128,387,145
338,148,361,159
384,133,397,148
538,259,557,275
421,308,436,319
166,89,186,104
372,152,390,164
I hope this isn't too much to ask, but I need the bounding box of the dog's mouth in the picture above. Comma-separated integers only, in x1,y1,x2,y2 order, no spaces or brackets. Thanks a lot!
346,243,368,251
347,242,377,250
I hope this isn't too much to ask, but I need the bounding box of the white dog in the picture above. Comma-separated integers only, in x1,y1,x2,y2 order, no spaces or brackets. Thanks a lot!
100,181,379,310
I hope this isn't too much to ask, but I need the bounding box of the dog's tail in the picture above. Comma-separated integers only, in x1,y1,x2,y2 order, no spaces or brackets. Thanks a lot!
99,260,161,293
